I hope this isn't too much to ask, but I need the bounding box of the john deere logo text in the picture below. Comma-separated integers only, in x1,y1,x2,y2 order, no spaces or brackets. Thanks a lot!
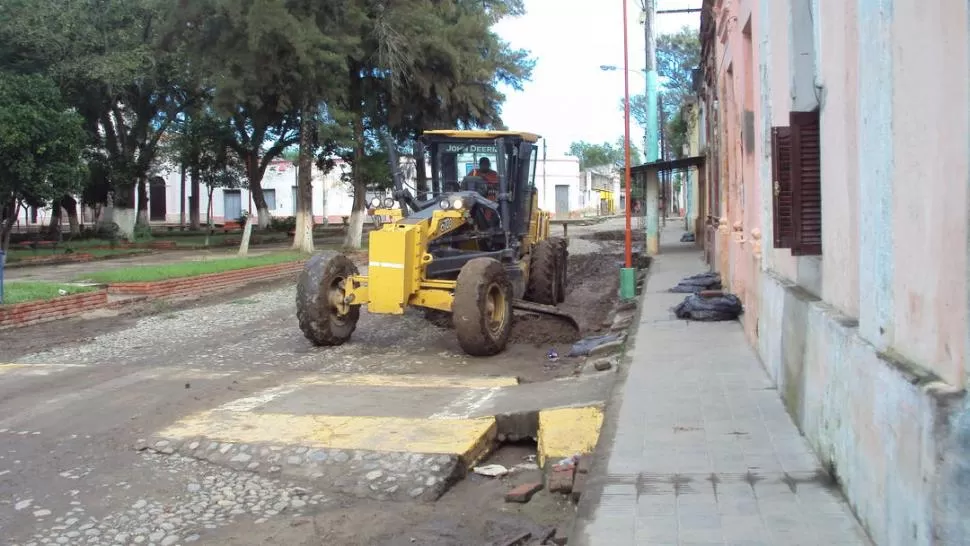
445,144,497,154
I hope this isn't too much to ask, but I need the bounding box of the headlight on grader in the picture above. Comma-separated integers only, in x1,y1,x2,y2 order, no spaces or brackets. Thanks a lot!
438,199,451,210
450,198,464,210
383,197,395,208
369,197,382,209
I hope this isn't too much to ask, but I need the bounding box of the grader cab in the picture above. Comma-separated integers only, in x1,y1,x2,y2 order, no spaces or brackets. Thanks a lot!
296,130,574,356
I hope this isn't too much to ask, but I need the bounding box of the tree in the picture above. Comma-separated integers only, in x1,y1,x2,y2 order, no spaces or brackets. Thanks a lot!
567,139,642,171
626,26,701,159
174,0,347,234
0,72,87,252
0,0,197,240
378,0,534,196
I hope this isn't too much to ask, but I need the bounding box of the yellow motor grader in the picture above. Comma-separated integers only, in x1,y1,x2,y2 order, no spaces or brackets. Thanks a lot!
296,130,575,356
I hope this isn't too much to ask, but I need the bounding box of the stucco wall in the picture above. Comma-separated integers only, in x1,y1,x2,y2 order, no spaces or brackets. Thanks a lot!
706,0,970,543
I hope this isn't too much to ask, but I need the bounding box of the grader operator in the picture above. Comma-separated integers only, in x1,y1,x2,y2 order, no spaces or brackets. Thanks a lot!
295,130,573,357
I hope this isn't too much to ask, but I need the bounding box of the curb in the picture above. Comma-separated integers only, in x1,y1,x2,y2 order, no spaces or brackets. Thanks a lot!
0,289,110,330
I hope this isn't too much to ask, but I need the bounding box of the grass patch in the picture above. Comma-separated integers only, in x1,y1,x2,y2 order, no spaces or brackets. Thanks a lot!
2,282,97,305
77,251,307,284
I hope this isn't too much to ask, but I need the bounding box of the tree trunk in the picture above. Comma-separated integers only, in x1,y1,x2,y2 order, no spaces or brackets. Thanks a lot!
108,185,138,241
205,186,214,247
0,200,19,253
189,165,201,230
344,62,367,250
414,139,429,200
62,195,80,236
292,100,315,254
136,176,149,227
237,152,269,254
179,163,187,227
245,152,271,229
47,201,62,237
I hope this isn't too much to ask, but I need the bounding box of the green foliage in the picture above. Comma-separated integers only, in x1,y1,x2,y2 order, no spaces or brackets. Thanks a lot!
164,112,247,192
626,26,701,159
0,72,87,250
0,0,196,207
269,216,298,232
567,139,643,170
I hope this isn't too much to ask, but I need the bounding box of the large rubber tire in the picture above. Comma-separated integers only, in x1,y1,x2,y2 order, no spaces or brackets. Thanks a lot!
296,251,361,346
452,258,513,357
548,236,568,303
524,239,560,305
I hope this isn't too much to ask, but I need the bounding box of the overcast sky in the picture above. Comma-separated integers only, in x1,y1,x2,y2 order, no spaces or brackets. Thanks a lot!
493,0,701,157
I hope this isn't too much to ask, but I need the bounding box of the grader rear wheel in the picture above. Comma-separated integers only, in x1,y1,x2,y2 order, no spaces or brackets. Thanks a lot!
453,258,513,356
548,236,568,303
296,251,361,346
525,239,560,305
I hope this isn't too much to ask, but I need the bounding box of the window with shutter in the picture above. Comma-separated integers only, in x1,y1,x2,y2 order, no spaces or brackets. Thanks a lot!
770,126,794,248
789,110,822,256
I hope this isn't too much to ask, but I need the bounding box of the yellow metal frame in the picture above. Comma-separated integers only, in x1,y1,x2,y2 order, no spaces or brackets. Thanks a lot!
343,129,554,317
345,208,471,314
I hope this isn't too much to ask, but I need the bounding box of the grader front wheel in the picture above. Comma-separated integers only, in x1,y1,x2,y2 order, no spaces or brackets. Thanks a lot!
525,239,560,305
296,251,361,346
548,236,568,303
453,258,513,356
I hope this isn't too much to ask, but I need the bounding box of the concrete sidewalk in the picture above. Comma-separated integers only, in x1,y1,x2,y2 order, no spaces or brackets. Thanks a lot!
571,227,871,545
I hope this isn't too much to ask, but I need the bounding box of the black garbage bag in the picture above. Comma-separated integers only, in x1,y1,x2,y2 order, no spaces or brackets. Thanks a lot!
567,332,624,357
669,272,722,293
680,232,696,242
673,293,743,321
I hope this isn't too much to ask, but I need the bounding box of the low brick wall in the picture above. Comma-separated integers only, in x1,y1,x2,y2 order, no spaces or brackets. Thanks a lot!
11,252,97,266
106,260,309,300
0,290,109,330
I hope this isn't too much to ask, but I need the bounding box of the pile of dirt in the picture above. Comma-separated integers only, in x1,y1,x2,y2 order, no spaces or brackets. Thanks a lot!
583,229,644,242
509,314,580,345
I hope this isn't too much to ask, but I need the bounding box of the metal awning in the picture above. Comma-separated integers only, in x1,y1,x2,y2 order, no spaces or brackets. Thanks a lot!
630,155,706,175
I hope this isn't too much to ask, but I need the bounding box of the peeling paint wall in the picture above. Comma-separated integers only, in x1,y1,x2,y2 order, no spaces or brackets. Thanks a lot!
701,0,970,543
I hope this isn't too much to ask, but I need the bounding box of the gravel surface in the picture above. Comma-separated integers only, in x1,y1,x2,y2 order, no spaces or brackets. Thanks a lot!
0,219,629,545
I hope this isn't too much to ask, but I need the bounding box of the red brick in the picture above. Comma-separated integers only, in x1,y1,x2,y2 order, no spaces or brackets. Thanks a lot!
547,466,575,493
505,482,543,503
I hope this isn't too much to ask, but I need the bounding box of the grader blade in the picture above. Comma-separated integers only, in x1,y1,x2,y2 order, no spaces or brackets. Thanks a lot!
511,299,580,330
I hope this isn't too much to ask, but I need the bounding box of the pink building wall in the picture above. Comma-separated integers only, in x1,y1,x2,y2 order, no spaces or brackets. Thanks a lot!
701,0,970,543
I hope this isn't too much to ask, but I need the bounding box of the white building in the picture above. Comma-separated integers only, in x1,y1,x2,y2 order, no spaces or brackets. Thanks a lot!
10,150,597,231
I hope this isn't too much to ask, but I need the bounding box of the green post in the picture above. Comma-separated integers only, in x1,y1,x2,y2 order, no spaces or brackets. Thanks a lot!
620,267,636,300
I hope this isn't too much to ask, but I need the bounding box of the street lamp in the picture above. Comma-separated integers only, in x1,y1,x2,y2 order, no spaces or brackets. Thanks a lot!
618,0,636,300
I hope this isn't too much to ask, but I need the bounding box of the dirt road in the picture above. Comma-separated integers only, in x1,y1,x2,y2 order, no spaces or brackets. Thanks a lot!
0,219,632,546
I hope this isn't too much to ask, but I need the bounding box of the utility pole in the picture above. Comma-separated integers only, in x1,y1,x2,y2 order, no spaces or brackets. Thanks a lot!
643,0,659,163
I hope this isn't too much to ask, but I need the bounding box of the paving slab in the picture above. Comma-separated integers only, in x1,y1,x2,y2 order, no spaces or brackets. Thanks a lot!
571,227,873,546
138,371,613,503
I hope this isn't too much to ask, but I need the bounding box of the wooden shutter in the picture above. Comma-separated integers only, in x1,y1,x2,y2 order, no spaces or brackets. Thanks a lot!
770,126,794,248
789,110,822,256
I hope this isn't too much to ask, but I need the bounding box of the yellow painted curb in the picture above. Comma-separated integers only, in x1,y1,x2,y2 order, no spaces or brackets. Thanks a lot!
159,411,498,467
537,406,605,468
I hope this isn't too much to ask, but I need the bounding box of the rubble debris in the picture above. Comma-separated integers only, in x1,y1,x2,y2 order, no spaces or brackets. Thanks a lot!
546,348,559,361
547,464,575,493
474,464,510,477
567,333,624,357
669,271,722,293
576,455,592,474
592,358,613,371
505,482,543,503
494,531,532,546
673,292,743,321
680,232,696,242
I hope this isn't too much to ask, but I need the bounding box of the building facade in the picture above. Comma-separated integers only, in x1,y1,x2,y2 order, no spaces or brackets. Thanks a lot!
699,0,970,544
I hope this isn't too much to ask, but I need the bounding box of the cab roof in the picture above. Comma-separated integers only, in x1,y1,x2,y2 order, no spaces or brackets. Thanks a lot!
422,129,541,143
